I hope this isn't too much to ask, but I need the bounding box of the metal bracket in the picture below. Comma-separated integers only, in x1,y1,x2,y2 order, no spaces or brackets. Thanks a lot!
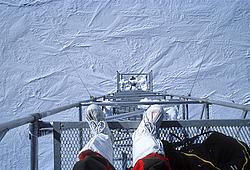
29,121,53,139
200,103,210,119
38,121,53,137
241,110,248,119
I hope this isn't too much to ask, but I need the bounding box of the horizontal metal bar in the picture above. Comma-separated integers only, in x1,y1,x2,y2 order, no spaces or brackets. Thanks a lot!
0,102,82,132
108,119,250,129
106,110,144,121
56,119,250,130
0,115,35,132
0,102,80,132
53,122,90,130
106,92,250,111
164,93,250,111
34,102,80,119
105,93,164,99
1,91,249,136
0,98,99,132
79,96,105,102
110,91,157,96
120,73,148,76
81,100,204,106
57,121,136,130
160,119,250,127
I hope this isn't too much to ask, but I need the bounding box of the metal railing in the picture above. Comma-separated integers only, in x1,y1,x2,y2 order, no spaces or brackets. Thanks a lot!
0,98,96,170
0,92,250,170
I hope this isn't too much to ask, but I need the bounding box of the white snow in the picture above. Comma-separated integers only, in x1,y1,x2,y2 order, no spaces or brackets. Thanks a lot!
119,74,148,91
0,0,250,169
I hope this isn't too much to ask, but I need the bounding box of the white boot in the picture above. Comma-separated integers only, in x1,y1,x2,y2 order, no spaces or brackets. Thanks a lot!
78,104,113,164
85,104,113,140
132,105,165,166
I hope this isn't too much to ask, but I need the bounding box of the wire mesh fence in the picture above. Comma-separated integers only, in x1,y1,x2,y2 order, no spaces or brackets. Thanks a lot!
53,120,250,170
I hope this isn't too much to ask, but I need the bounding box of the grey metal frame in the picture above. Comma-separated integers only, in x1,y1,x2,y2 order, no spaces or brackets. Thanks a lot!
29,120,39,170
53,122,62,170
0,92,250,169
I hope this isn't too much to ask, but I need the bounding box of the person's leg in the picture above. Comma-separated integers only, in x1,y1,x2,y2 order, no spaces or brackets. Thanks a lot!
74,104,114,170
132,105,172,170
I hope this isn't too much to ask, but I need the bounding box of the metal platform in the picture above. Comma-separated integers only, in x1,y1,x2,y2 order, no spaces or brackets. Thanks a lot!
53,120,250,170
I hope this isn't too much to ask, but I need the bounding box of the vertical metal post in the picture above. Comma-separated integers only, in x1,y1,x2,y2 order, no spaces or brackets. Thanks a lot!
79,105,83,150
183,104,186,120
149,70,153,91
181,98,186,120
53,122,62,170
79,104,83,122
29,120,39,170
186,99,189,120
204,104,209,119
117,71,120,92
200,104,205,119
241,110,248,119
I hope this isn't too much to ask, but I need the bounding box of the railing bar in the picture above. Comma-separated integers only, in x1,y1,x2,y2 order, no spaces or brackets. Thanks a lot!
0,97,100,132
78,105,83,151
105,94,169,98
0,116,34,132
37,102,81,118
120,73,148,76
164,93,250,111
81,101,204,107
107,110,144,121
53,120,250,130
105,92,250,111
0,103,80,132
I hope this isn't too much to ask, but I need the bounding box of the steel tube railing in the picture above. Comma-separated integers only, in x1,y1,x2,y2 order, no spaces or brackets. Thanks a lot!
104,93,250,111
0,115,35,133
106,110,144,121
0,102,79,132
165,93,250,111
1,93,249,134
80,100,204,106
0,95,107,133
78,106,83,150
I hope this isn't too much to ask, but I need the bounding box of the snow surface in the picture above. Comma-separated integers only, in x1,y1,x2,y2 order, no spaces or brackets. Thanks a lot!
0,0,250,169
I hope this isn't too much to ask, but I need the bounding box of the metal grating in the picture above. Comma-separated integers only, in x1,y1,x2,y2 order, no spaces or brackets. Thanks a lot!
60,128,91,169
53,120,250,170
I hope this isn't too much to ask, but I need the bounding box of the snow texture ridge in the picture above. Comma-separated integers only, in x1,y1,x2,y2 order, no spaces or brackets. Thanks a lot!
0,0,250,169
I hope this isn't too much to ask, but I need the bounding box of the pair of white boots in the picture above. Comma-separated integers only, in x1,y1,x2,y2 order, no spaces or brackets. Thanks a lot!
78,104,165,166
